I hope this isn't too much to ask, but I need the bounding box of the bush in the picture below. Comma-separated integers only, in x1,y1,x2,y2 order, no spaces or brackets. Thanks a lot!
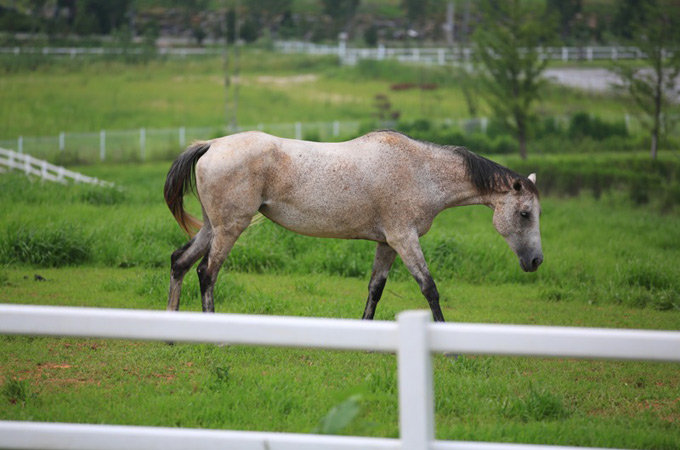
568,112,628,141
1,224,92,267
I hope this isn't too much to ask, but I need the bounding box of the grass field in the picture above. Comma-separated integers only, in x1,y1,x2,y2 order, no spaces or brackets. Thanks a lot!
0,51,642,140
1,50,679,448
1,158,679,449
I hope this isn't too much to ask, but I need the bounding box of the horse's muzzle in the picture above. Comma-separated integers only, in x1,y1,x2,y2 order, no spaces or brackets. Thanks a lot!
520,254,543,272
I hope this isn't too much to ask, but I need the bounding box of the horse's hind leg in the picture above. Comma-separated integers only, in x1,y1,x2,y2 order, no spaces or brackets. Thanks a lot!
196,217,252,313
362,242,397,320
167,228,211,311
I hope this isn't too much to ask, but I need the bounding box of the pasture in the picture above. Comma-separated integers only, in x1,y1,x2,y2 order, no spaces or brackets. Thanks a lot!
1,50,679,448
1,159,679,448
0,52,642,140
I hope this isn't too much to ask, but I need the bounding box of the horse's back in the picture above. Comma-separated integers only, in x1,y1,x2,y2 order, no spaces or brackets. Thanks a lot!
194,131,435,240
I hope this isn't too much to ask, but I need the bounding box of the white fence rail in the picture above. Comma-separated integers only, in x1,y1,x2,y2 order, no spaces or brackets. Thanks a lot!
1,304,679,450
1,44,647,65
275,42,646,65
0,121,364,164
0,148,113,187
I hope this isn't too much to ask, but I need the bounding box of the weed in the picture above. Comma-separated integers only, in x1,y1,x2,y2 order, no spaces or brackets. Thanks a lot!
210,365,231,390
651,290,680,311
3,377,30,405
501,385,571,422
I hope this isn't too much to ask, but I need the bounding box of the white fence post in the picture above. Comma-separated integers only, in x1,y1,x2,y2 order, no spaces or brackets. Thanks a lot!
397,311,434,450
179,126,186,148
17,136,23,154
99,130,106,162
140,127,146,160
295,122,302,140
59,132,65,151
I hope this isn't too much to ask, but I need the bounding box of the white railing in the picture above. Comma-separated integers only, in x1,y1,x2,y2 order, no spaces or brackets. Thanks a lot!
0,148,113,187
275,42,646,65
1,44,647,65
1,304,679,450
0,121,364,164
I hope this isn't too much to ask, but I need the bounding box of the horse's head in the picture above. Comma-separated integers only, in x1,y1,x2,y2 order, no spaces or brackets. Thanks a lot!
492,173,543,272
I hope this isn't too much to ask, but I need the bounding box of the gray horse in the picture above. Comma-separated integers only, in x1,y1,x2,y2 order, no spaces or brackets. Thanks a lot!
164,130,543,321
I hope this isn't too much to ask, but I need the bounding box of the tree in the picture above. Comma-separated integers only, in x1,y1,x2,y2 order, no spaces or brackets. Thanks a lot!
472,0,556,160
613,0,680,159
73,0,131,35
321,0,360,37
546,0,582,42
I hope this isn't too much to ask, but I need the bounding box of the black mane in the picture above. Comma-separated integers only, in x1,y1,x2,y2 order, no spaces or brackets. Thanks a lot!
452,146,539,196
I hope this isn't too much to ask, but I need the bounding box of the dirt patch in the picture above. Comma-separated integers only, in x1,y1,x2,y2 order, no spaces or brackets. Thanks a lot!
256,74,318,85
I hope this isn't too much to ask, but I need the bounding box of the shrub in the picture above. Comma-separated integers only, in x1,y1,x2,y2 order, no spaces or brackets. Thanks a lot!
568,112,628,141
1,224,92,267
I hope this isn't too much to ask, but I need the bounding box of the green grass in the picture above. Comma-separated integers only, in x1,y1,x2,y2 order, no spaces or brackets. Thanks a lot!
0,51,649,140
0,269,679,447
0,158,679,448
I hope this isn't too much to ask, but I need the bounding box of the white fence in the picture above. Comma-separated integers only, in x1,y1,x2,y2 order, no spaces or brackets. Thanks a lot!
1,304,679,450
0,148,113,187
0,121,363,164
275,42,646,65
1,44,647,66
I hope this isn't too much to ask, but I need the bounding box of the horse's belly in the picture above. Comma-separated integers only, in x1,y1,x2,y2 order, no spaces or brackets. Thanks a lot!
259,199,383,240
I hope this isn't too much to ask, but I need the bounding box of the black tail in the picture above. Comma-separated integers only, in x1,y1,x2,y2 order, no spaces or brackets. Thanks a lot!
164,141,212,236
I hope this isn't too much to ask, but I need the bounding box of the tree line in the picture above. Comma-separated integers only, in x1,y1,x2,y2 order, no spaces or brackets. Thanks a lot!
0,0,675,47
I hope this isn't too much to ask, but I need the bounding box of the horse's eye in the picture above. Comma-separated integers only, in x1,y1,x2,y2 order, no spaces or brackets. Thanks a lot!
520,211,530,219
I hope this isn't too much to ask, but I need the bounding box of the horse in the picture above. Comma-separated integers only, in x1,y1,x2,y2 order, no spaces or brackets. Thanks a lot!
163,130,543,322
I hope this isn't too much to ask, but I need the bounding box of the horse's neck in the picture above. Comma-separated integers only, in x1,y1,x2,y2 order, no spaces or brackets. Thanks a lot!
436,153,499,210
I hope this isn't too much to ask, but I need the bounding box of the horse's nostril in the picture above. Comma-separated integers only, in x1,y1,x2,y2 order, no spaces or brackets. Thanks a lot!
532,256,543,269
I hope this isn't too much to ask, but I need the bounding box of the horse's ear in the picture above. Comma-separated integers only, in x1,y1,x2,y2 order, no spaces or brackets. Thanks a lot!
512,180,522,192
528,173,537,184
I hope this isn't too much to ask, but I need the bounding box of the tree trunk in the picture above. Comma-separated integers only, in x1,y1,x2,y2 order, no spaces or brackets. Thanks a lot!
517,115,528,160
519,136,527,160
651,48,663,160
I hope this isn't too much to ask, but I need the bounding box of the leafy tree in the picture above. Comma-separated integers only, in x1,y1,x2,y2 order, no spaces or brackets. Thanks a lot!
547,0,582,41
613,0,680,159
472,0,556,159
402,0,428,28
73,0,131,35
321,0,360,36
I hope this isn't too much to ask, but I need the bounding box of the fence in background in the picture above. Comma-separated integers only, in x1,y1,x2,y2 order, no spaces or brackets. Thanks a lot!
0,121,364,165
1,44,647,65
1,304,679,450
277,42,647,65
0,148,113,186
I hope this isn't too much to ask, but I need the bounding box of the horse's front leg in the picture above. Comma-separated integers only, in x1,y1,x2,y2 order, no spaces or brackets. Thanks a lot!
362,242,397,320
388,233,445,322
